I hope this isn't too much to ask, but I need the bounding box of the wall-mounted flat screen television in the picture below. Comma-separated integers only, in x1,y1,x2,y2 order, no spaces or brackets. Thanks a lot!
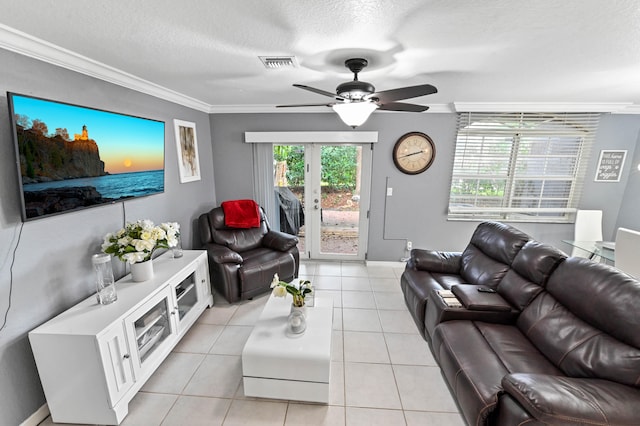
7,93,165,221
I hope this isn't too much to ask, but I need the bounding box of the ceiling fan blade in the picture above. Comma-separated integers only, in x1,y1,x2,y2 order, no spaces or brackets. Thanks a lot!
378,102,430,112
276,103,333,108
293,84,340,99
371,84,437,103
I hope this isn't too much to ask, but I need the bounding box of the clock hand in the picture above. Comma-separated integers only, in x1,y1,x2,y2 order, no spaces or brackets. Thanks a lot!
399,150,425,159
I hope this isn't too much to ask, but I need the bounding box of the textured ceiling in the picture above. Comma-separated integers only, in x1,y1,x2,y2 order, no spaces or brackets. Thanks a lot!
1,0,640,111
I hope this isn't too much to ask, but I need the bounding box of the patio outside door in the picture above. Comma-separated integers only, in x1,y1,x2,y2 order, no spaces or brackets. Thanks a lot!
274,144,371,261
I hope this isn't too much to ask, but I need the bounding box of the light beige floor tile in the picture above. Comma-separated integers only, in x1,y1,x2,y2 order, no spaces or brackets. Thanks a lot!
208,325,253,355
313,275,342,290
341,263,369,277
173,323,224,353
120,392,177,426
341,277,372,291
332,330,344,362
160,395,231,426
141,352,205,394
344,362,402,409
316,263,343,276
345,407,406,426
197,303,238,325
315,289,342,308
285,403,346,425
342,290,376,309
183,354,242,398
374,291,407,310
393,267,406,279
393,365,459,412
223,399,288,426
343,331,390,364
299,261,318,276
329,361,345,406
342,308,382,332
404,410,466,426
378,309,419,334
333,307,343,330
369,278,402,293
227,298,268,326
384,333,436,366
365,266,397,279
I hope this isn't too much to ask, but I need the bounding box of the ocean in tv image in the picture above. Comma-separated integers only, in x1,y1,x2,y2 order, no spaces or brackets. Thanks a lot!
9,93,165,220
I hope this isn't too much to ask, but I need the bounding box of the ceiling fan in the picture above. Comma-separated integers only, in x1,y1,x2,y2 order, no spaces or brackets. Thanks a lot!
277,58,437,127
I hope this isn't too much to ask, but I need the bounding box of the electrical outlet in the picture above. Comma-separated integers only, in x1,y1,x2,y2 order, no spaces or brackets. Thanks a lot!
406,241,412,251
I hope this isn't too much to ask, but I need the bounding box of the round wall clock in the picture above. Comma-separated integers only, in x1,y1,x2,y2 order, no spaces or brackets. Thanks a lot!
392,132,436,174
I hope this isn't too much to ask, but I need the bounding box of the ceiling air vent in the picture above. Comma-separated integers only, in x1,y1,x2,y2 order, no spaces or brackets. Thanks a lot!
259,56,298,69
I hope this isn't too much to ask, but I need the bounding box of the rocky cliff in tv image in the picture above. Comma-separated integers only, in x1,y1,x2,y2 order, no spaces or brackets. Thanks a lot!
16,125,106,183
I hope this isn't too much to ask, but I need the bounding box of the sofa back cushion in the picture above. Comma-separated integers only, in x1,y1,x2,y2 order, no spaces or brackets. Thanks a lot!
460,222,531,288
201,207,269,252
497,241,566,310
517,258,640,387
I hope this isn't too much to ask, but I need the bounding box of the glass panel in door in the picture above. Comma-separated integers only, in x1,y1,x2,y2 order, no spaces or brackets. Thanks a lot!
274,145,306,255
319,145,361,256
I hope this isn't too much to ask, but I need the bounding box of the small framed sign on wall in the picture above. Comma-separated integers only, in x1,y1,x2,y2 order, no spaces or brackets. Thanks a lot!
594,150,626,182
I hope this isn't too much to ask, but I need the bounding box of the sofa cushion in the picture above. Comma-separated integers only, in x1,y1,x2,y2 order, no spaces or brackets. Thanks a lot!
502,373,640,425
432,321,560,425
517,258,640,387
460,222,531,288
497,240,566,310
239,248,296,297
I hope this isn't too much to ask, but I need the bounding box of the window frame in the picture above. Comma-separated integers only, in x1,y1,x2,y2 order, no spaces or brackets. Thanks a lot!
448,112,600,223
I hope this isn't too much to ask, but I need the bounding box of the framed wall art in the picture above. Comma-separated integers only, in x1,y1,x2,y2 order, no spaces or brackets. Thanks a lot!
594,150,626,182
173,119,201,183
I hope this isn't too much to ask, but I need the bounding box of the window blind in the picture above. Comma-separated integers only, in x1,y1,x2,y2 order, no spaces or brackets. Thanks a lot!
448,112,600,223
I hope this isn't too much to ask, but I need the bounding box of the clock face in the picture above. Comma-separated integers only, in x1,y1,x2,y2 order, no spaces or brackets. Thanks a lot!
392,132,436,174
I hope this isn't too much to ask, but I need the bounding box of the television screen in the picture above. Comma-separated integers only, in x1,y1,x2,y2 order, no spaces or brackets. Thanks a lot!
7,93,165,221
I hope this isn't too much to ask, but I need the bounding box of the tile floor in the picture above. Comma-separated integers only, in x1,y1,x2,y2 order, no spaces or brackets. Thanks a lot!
41,261,464,426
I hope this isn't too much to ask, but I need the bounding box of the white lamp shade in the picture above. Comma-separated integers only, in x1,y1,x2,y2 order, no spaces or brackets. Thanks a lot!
332,102,378,128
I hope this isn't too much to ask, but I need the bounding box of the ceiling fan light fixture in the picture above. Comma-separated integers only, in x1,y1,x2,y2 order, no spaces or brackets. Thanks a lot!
332,101,379,128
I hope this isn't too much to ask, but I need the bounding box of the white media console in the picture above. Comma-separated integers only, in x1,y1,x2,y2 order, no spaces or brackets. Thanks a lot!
29,250,214,425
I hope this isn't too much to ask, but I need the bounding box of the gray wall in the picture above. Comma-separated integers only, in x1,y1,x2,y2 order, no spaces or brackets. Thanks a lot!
0,48,216,425
210,111,640,260
2,43,640,424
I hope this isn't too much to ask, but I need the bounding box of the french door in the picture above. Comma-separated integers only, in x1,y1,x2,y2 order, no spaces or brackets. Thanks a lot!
274,144,371,261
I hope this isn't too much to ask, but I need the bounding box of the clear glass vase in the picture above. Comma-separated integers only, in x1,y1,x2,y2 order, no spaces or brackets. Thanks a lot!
92,253,117,305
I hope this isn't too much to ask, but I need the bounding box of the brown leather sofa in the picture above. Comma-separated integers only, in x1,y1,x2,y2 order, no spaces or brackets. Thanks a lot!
198,206,299,303
401,221,640,425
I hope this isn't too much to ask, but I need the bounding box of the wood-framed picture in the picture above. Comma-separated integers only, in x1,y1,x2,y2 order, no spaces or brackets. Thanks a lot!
594,150,626,182
173,119,201,183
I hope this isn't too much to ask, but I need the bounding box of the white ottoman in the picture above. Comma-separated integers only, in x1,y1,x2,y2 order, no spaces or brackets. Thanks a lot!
241,294,333,403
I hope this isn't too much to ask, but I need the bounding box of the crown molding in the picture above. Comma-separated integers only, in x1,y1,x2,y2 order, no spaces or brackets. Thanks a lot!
208,103,455,114
454,102,636,113
0,24,211,112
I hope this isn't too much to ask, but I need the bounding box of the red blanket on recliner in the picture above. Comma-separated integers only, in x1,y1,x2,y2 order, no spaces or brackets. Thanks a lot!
221,199,260,228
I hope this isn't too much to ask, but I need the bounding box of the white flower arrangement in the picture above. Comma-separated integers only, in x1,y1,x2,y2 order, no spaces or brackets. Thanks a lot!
102,220,180,264
270,273,312,307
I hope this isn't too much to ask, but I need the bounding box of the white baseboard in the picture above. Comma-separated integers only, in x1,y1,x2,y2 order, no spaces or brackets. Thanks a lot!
20,404,49,426
366,260,406,268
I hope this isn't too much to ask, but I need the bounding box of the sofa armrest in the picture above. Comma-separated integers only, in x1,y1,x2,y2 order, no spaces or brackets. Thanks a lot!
262,230,298,252
205,243,243,264
502,373,640,425
425,289,518,339
412,249,462,273
451,285,512,311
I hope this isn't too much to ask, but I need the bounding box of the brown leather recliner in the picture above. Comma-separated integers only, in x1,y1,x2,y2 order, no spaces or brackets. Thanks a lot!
198,206,300,303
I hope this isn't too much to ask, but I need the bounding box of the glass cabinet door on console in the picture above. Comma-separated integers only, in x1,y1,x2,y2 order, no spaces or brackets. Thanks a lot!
172,257,210,334
125,287,177,380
